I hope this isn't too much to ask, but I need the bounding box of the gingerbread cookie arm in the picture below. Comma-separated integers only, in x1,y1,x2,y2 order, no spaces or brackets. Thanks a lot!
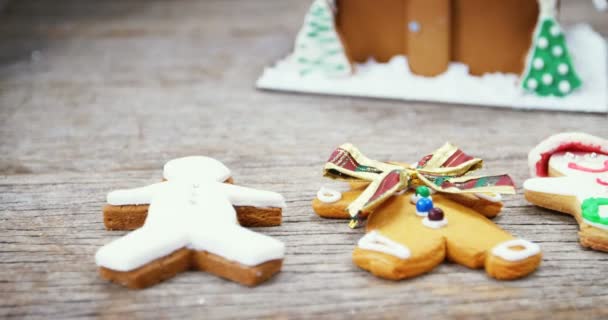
312,188,362,219
106,182,166,206
524,177,581,216
441,193,504,218
103,182,167,230
220,183,286,208
354,196,446,280
219,183,285,227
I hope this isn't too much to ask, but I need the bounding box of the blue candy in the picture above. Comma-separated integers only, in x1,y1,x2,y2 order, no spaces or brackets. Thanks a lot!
416,197,434,213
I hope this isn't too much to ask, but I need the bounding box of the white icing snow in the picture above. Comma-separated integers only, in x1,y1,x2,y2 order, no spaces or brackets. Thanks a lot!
593,0,607,11
258,24,607,112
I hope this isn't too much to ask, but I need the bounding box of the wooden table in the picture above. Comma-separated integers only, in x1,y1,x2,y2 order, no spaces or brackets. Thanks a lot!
1,1,607,318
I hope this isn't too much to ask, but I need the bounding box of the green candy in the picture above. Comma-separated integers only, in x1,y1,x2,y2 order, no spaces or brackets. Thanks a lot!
415,186,431,198
581,198,608,226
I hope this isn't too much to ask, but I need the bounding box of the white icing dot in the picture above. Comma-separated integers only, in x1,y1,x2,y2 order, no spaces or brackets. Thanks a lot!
552,46,564,57
410,194,432,205
533,58,544,70
542,74,553,85
550,25,561,37
422,217,448,229
527,78,538,90
537,37,549,49
492,239,541,262
559,80,571,93
316,187,342,203
557,63,569,75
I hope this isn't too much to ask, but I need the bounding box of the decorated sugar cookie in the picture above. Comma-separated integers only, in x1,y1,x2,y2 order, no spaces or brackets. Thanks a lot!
312,143,542,280
524,132,608,252
96,156,286,289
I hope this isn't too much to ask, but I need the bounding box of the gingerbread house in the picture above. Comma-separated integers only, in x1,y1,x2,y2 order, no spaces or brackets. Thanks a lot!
258,0,607,112
336,0,541,77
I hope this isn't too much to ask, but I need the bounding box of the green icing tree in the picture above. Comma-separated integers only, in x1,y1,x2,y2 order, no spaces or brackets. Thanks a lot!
294,0,351,77
522,17,582,97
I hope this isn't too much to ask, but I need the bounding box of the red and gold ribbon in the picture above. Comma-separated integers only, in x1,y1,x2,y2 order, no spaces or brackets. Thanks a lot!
323,143,516,228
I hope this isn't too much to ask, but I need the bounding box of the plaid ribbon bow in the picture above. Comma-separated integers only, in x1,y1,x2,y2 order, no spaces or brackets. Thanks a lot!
323,143,516,228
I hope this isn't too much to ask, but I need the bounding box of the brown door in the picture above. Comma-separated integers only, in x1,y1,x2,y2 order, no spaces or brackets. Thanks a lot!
336,0,405,63
452,0,539,75
406,0,451,76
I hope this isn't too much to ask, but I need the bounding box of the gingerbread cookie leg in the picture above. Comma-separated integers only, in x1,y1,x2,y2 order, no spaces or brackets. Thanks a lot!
96,227,190,289
354,196,446,280
428,196,542,280
190,224,284,286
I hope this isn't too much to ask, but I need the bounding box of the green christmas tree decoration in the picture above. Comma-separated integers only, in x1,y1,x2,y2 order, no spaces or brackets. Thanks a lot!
294,0,352,77
521,17,582,97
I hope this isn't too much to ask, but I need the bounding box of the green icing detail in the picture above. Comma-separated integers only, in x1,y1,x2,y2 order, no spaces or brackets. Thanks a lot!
521,18,582,97
581,198,608,226
355,165,382,174
474,177,488,188
433,177,446,186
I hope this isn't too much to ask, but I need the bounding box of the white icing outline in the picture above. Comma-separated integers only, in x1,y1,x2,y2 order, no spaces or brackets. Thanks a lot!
527,132,608,177
475,193,503,203
491,239,541,262
410,194,433,205
583,219,608,231
357,230,410,260
422,217,448,229
96,156,287,272
316,186,342,203
416,210,429,217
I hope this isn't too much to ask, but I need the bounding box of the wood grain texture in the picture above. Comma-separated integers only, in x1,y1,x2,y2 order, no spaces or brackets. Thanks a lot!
0,0,607,319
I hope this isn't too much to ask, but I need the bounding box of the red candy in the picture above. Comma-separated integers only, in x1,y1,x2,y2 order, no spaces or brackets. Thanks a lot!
428,207,444,221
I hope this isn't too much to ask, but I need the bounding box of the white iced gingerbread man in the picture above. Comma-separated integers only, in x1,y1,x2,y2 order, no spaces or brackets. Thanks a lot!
95,156,286,287
524,132,608,252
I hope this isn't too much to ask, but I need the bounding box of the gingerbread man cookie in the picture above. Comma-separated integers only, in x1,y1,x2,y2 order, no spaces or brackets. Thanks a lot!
313,144,542,280
96,156,286,289
524,132,608,252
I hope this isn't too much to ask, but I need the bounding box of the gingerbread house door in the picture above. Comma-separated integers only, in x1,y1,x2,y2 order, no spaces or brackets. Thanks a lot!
406,0,451,76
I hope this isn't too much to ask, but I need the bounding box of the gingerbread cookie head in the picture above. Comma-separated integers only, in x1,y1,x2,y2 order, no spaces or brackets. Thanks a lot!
313,143,542,281
163,156,231,182
524,132,608,252
97,156,286,289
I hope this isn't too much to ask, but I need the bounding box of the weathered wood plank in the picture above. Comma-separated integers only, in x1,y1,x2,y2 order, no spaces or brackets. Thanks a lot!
1,0,607,319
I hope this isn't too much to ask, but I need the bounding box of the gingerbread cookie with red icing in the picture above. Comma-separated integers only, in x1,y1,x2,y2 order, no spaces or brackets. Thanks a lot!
313,143,542,280
524,132,608,252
